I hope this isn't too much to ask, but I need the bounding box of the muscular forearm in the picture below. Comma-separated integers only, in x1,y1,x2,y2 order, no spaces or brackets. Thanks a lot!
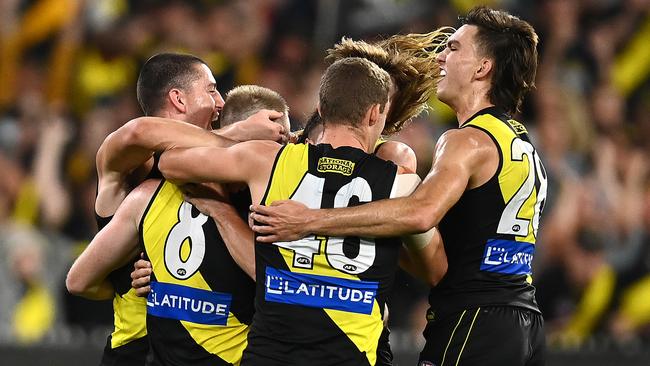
99,117,230,174
66,269,115,300
212,207,255,280
216,121,251,142
304,195,432,237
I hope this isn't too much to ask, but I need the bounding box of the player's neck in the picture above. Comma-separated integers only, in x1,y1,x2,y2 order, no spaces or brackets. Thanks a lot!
454,97,494,126
449,81,494,126
320,124,371,153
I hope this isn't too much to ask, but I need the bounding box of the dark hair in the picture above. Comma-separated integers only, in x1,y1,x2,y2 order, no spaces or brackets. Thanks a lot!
136,53,207,115
218,85,289,127
461,6,538,114
296,111,323,144
319,57,391,128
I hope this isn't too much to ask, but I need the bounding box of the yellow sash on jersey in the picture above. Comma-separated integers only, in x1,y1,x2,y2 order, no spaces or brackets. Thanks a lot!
263,144,383,366
142,181,248,365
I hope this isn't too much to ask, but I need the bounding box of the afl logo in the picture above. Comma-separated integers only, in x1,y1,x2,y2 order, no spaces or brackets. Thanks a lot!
512,224,521,232
343,264,357,272
177,268,187,276
297,257,311,265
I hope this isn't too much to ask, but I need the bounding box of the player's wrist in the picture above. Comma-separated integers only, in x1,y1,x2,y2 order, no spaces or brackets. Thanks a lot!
303,208,323,235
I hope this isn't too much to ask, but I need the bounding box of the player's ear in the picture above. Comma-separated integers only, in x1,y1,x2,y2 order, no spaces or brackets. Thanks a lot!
169,88,187,113
475,58,492,80
367,104,381,127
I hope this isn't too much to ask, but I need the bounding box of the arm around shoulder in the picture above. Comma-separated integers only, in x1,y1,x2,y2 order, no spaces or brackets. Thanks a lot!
159,140,281,187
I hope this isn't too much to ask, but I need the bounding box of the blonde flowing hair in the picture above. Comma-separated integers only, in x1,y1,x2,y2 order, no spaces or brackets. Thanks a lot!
326,27,454,134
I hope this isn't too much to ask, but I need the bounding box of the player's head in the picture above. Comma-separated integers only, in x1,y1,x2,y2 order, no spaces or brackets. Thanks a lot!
437,6,538,114
136,53,224,129
296,111,323,145
326,30,449,134
318,57,391,142
218,85,290,137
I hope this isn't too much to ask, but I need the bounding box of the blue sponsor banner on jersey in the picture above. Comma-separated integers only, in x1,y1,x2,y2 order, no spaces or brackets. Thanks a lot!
264,267,378,314
480,239,534,275
147,281,231,325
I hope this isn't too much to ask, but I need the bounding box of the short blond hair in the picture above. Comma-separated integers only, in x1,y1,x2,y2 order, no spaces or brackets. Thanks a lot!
219,85,289,127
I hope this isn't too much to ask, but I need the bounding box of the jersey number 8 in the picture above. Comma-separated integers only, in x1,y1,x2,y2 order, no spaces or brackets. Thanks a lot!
164,201,208,280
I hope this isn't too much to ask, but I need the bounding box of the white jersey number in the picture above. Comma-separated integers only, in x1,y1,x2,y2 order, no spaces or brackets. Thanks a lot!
497,138,547,238
164,201,208,280
274,174,376,275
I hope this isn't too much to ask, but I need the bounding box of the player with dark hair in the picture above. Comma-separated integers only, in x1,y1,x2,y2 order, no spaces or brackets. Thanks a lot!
251,6,547,366
67,52,285,366
68,79,290,364
149,57,445,366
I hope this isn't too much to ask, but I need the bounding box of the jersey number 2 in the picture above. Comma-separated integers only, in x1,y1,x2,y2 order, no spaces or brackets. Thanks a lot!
497,138,548,238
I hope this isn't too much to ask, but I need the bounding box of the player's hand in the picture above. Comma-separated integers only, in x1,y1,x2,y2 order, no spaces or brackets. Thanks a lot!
238,109,288,143
131,255,152,297
249,200,311,242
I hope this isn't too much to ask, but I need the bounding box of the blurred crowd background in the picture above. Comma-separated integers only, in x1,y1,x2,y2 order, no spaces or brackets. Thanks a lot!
0,0,649,363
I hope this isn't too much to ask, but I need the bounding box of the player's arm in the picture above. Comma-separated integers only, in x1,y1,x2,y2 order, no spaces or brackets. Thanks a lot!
95,116,227,216
97,109,286,176
199,201,255,279
159,140,280,187
251,128,487,241
67,181,153,299
96,117,226,176
375,141,447,284
217,109,288,143
375,140,417,173
391,173,448,286
400,229,448,286
184,184,255,279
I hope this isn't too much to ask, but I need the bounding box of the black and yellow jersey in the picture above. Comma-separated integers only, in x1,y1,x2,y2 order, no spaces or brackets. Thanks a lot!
96,216,148,366
245,143,401,366
100,249,149,365
96,153,167,365
142,180,255,366
430,107,547,314
373,136,388,151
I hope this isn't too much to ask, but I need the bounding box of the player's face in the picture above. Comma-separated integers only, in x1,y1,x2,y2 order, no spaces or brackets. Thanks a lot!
436,25,483,108
184,64,224,130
